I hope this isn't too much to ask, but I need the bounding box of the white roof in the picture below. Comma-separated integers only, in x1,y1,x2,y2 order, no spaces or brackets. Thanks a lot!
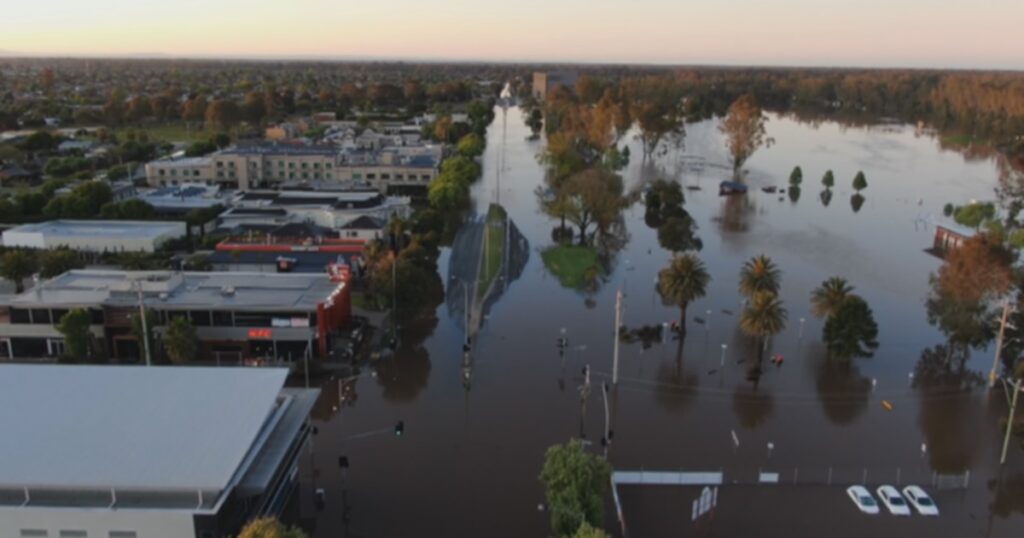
0,365,288,492
3,220,184,240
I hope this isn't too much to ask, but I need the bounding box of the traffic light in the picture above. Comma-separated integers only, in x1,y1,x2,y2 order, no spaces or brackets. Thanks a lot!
395,420,405,436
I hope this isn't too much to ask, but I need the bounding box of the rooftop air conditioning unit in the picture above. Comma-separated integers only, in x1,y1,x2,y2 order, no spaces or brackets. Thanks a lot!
221,286,235,297
158,292,169,301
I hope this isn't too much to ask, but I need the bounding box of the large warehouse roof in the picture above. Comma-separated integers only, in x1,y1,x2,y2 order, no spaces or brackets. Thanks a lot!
0,365,288,493
2,220,184,240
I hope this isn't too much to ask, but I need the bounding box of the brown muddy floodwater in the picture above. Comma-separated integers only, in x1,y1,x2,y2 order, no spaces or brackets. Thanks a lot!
289,107,1024,537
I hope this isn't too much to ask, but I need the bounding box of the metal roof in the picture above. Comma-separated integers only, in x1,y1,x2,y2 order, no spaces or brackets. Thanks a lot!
3,220,184,240
4,270,342,311
0,365,289,493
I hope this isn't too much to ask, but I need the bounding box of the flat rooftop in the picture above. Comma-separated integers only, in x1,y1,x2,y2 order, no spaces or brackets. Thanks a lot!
0,365,288,493
3,269,343,311
3,220,184,239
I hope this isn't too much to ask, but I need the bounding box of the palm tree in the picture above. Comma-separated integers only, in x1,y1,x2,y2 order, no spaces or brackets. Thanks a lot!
740,291,788,363
811,277,854,318
658,253,711,341
739,254,781,298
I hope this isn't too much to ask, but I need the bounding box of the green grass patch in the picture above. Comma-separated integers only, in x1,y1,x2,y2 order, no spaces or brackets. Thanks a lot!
477,204,507,298
941,133,981,147
541,244,600,290
111,123,205,143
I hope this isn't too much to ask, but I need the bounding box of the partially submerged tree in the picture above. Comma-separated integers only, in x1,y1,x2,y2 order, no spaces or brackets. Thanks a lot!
823,296,879,361
811,277,855,318
658,253,711,340
739,254,781,298
740,291,788,360
720,94,768,177
539,439,611,538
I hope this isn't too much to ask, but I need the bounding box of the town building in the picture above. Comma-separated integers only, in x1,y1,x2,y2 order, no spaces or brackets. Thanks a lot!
0,269,352,362
1,220,186,253
532,71,579,100
0,364,318,538
207,222,365,275
144,143,442,193
135,183,227,216
219,189,410,230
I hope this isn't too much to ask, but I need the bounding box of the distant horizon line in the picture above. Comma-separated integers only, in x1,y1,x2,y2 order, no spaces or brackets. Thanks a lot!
0,50,1021,73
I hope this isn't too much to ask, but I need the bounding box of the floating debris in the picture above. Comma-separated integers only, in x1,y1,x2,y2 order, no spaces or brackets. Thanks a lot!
882,400,894,411
762,186,778,193
693,317,706,324
722,309,734,316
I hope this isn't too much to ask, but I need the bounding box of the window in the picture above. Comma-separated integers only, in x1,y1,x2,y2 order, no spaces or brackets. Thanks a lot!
395,174,404,180
216,161,224,167
381,174,390,180
190,311,211,327
170,169,177,176
278,160,284,167
20,530,47,537
30,309,52,324
289,162,295,168
50,309,69,323
228,161,235,167
421,174,431,181
212,311,233,326
326,173,333,180
89,309,104,324
158,169,165,176
352,173,362,180
326,163,332,169
314,163,320,169
10,308,30,324
302,172,308,179
366,173,376,180
301,163,308,169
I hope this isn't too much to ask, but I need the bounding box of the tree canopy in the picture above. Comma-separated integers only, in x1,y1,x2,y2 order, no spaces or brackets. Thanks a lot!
539,439,611,538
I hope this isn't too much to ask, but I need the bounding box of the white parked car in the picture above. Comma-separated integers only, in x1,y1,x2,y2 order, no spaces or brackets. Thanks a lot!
846,485,879,514
902,485,939,516
876,485,911,516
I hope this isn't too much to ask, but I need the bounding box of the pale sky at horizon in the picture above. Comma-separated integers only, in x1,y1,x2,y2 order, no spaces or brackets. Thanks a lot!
2,0,1021,70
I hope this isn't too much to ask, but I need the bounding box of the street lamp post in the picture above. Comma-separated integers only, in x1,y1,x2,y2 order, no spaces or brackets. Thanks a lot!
135,279,151,367
989,299,1012,389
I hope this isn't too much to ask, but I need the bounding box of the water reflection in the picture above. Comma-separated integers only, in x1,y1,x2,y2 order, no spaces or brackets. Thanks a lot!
850,193,865,213
990,474,1024,518
732,384,775,429
815,355,871,425
654,358,699,413
914,345,987,473
446,204,529,338
715,194,756,233
375,302,439,402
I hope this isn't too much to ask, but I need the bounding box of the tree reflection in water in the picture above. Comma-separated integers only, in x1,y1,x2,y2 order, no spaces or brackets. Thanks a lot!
815,358,872,426
715,194,755,234
374,302,440,403
914,344,987,473
989,473,1024,518
654,358,699,414
732,383,775,429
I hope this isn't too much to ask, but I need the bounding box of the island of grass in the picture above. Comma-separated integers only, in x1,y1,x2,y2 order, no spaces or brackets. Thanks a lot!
476,204,507,299
542,244,601,290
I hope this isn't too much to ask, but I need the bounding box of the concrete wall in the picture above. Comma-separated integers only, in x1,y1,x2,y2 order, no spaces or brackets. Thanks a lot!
0,506,197,538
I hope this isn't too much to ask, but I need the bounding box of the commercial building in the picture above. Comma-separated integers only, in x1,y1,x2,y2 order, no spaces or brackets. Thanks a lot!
0,269,351,362
144,143,443,193
532,71,579,101
220,189,410,231
0,364,319,538
1,220,186,253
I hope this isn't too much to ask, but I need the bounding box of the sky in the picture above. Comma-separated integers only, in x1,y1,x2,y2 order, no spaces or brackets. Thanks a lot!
1,0,1022,69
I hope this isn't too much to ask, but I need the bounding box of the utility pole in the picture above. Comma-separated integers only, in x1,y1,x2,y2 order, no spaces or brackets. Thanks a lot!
612,288,623,385
990,299,1011,389
601,381,611,458
136,280,151,367
1001,378,1022,465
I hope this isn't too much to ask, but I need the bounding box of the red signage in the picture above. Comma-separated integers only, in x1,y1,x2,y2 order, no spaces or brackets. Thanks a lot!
248,328,273,340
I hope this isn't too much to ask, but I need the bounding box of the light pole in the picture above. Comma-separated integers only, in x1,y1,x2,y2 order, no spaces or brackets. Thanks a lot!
705,309,712,332
1001,378,1022,465
135,279,151,367
989,299,1012,389
613,288,623,385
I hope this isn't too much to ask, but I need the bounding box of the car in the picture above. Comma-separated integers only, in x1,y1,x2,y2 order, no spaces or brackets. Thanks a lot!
846,485,879,514
876,485,911,516
902,485,939,516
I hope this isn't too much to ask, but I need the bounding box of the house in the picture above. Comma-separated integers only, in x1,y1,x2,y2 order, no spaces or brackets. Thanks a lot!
532,71,579,100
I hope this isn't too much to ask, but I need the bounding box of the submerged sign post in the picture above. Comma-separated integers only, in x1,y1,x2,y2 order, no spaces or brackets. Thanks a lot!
691,485,718,522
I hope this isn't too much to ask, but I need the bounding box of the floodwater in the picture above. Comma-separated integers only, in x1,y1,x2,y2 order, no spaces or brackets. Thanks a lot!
293,107,1024,537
